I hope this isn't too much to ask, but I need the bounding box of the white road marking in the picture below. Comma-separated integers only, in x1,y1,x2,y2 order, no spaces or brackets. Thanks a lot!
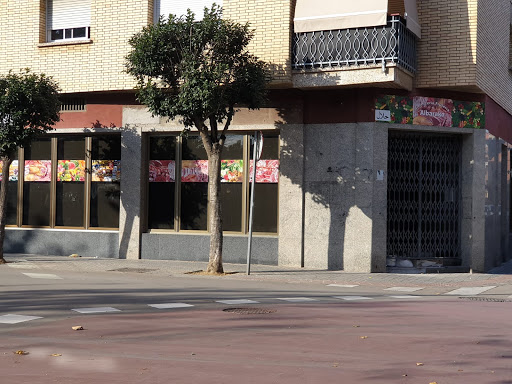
148,303,194,309
216,299,260,305
388,295,422,299
0,314,43,324
22,273,62,280
327,284,359,288
276,297,318,302
7,263,39,269
384,287,423,292
72,307,121,314
333,296,373,301
444,286,496,296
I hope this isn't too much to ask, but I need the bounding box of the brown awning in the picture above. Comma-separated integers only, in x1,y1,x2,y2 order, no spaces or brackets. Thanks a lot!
294,0,421,38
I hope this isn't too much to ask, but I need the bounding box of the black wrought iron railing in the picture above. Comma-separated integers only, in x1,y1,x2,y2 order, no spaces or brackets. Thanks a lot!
292,16,417,74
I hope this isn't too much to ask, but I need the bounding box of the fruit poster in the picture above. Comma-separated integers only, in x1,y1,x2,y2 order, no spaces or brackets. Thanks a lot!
0,160,19,182
375,95,485,129
220,160,243,183
249,160,279,183
24,160,51,182
92,160,121,182
149,160,176,182
181,160,208,182
57,160,85,182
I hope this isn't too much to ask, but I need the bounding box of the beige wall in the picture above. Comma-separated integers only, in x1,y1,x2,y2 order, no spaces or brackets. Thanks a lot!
0,1,151,94
476,0,512,116
223,0,294,85
415,0,478,91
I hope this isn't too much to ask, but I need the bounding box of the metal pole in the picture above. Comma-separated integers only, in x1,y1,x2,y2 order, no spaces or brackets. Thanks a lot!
246,131,258,275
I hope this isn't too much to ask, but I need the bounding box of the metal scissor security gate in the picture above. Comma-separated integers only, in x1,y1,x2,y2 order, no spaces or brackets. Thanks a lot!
387,132,462,261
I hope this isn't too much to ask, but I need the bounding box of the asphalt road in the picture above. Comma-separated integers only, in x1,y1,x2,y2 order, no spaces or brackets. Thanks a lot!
1,263,512,383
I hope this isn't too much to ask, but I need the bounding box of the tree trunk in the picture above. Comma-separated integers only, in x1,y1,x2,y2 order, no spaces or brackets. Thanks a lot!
206,145,224,273
0,156,13,264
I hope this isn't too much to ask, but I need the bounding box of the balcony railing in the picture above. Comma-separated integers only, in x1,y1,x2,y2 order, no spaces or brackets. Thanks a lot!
292,16,417,74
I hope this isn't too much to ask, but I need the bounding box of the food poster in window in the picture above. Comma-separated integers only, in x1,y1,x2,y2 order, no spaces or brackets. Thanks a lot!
220,160,243,183
0,160,19,181
92,160,121,182
149,160,176,182
452,100,485,128
181,160,208,182
57,160,85,182
375,95,413,124
24,160,51,182
249,160,279,183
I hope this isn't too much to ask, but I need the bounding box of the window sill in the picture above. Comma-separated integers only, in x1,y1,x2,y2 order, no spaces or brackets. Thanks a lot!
38,39,93,48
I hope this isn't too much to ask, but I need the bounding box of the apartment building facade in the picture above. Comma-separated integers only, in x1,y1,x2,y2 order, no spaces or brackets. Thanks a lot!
0,0,511,272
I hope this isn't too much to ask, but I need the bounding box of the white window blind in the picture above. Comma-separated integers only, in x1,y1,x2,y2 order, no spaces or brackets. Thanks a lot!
155,0,222,22
47,0,91,30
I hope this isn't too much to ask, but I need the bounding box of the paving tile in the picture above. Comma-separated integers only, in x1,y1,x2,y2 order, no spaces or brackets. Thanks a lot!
276,297,318,302
22,273,62,280
444,286,496,296
71,307,121,314
148,303,194,309
215,299,260,305
384,287,424,292
0,314,43,324
333,296,373,301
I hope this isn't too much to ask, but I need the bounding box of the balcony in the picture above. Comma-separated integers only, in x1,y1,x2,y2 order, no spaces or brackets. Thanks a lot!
292,16,417,90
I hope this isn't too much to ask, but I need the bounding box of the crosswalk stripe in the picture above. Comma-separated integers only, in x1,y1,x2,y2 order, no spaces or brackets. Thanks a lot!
384,287,423,292
333,296,373,301
444,286,496,296
388,295,422,299
148,303,194,309
276,297,318,302
0,314,43,324
22,273,62,280
327,284,359,288
72,307,121,314
216,299,260,305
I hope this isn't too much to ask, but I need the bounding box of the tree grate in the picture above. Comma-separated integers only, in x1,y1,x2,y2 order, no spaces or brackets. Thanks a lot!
223,308,276,315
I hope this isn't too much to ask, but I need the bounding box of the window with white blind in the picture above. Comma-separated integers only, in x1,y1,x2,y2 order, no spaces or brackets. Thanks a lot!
154,0,222,22
47,0,91,42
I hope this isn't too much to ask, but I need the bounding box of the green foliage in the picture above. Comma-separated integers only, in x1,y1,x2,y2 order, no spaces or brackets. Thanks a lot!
125,5,269,131
0,70,60,159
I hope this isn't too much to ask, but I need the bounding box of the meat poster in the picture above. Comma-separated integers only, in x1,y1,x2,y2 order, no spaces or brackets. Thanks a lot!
149,160,175,182
249,160,279,183
181,160,208,182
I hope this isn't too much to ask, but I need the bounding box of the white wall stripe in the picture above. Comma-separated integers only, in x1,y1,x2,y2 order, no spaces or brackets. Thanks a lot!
333,296,373,301
445,286,496,296
22,273,62,280
216,299,260,305
72,307,121,314
0,314,43,324
148,303,194,309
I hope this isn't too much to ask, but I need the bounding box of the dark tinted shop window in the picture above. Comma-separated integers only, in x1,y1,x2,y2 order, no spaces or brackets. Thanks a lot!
148,136,176,229
220,135,243,232
1,153,19,225
181,136,208,230
90,136,121,228
249,135,279,233
23,138,52,226
56,138,85,227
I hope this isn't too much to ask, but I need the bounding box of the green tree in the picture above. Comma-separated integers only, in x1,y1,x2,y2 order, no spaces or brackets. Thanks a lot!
126,6,269,273
0,70,60,263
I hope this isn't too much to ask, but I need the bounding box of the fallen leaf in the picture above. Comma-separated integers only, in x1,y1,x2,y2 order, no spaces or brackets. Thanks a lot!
416,362,424,366
402,374,408,377
353,325,360,328
332,363,339,368
72,326,84,331
191,352,196,356
458,369,463,372
69,254,81,258
360,336,368,339
51,354,62,357
429,382,438,384
14,350,28,355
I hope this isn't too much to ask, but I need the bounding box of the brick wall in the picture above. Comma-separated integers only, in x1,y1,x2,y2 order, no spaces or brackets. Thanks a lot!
224,0,294,85
0,0,151,94
476,0,512,116
415,0,479,90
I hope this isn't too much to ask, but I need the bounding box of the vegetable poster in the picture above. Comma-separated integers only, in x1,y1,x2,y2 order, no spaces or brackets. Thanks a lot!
92,160,120,182
0,160,19,182
57,160,85,182
220,160,243,183
24,160,51,182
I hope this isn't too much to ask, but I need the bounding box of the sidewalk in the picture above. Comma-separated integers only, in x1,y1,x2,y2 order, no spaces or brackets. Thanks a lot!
5,253,512,288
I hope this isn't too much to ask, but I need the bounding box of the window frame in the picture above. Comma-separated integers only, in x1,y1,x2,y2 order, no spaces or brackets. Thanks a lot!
145,132,280,236
46,0,91,43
